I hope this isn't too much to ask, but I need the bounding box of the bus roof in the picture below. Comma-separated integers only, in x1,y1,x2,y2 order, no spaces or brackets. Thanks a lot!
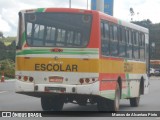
20,8,94,15
99,12,149,34
20,8,148,34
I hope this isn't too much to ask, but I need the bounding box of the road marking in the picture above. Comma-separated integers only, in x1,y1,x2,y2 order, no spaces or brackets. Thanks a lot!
0,91,7,94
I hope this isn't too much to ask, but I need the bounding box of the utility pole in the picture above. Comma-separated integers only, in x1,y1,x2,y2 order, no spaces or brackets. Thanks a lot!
96,0,104,12
87,0,88,9
69,0,71,8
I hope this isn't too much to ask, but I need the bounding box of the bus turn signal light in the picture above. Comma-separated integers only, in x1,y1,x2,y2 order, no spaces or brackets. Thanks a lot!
23,76,28,81
85,78,90,83
29,77,34,82
79,78,84,84
79,78,98,85
18,76,21,80
92,78,95,82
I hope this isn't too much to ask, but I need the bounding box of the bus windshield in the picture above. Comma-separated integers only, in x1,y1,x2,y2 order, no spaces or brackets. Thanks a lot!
25,12,92,47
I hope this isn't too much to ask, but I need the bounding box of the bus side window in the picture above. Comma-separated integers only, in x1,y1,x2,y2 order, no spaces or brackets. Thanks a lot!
119,27,126,57
126,30,132,59
110,25,118,56
101,22,104,38
133,31,139,59
101,21,110,56
139,33,145,60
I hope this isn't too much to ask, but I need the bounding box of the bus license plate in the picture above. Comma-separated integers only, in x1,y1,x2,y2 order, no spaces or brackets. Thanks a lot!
49,76,63,83
45,87,66,93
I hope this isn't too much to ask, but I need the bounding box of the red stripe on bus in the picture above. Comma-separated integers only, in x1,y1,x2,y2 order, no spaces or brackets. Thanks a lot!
100,56,124,61
99,73,126,80
100,12,118,24
99,73,126,91
100,80,116,91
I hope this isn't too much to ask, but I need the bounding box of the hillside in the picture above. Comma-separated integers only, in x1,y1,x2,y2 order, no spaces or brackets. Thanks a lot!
0,37,16,46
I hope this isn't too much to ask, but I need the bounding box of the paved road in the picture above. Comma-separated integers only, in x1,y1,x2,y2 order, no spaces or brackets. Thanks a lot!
0,77,160,119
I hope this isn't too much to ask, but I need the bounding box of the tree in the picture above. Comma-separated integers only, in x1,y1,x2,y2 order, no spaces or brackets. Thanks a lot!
0,31,4,38
0,41,6,60
132,19,152,28
130,8,135,16
130,8,135,21
6,41,16,61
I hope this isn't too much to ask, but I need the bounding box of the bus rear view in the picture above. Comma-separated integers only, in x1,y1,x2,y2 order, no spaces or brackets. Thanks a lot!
16,8,149,112
15,8,100,111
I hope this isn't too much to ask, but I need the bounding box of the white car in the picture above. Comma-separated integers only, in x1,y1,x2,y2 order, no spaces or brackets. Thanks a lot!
150,68,155,76
154,69,160,76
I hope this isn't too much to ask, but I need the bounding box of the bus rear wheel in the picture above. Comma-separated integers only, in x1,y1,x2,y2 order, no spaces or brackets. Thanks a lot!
97,83,120,111
41,96,64,111
130,97,140,107
109,83,120,111
97,97,110,111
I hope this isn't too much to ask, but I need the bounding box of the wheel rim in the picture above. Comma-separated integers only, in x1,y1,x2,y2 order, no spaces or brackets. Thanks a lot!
115,90,120,110
115,84,120,111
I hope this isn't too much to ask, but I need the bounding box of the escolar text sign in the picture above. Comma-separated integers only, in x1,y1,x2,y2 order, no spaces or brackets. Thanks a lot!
35,64,78,72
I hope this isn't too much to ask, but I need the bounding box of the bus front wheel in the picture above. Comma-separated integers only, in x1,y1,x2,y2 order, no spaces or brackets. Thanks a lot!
130,88,140,107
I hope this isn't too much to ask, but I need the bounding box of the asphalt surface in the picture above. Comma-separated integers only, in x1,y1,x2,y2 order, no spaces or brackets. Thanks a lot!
0,77,160,119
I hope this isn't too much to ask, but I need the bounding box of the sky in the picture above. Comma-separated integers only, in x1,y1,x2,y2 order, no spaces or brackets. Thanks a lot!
0,0,160,37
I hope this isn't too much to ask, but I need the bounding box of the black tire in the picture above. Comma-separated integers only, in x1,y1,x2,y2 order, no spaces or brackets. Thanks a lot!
41,96,64,111
97,83,120,111
97,97,110,111
41,97,53,111
109,83,120,111
150,73,153,76
130,86,140,107
130,97,140,107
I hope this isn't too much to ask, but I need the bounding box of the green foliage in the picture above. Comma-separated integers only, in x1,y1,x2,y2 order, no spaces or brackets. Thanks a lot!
0,36,16,43
132,20,160,60
0,59,15,78
132,19,152,28
0,37,16,61
6,41,16,61
0,36,16,79
0,31,4,38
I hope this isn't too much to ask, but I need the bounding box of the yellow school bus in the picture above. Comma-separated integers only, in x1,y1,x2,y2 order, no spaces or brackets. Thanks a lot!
15,8,149,111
